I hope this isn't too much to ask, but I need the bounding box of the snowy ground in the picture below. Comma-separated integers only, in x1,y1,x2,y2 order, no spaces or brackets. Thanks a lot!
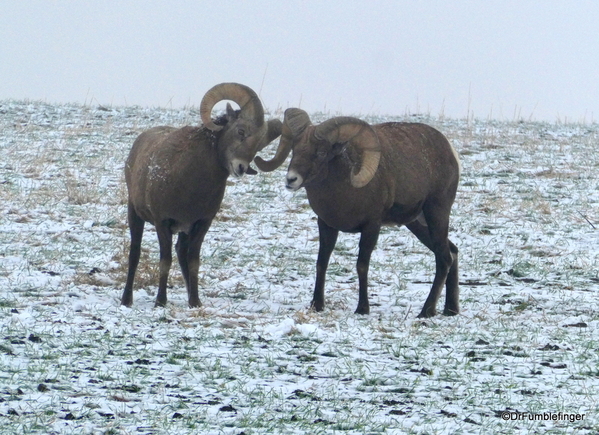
1,100,598,434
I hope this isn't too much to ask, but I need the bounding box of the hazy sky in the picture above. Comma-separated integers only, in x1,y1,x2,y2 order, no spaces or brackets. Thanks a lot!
1,1,598,122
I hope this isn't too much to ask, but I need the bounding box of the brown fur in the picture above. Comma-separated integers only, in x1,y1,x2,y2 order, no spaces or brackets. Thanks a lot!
121,104,282,308
285,116,461,318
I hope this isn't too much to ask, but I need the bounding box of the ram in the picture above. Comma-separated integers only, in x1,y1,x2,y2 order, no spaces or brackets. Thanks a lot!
255,109,460,318
121,83,282,308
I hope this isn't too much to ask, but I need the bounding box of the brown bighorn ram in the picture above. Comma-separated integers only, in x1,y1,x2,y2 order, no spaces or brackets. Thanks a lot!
255,109,460,318
121,83,282,308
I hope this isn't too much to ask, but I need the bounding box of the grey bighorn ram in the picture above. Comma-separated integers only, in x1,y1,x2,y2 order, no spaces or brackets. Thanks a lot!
255,109,460,318
121,82,282,307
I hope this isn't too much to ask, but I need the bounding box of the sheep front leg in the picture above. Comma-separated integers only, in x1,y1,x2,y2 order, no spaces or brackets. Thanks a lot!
184,219,213,308
311,218,338,312
155,224,173,308
355,223,381,315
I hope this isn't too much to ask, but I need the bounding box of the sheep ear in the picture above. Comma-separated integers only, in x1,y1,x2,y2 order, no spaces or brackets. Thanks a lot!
225,102,237,120
331,142,347,155
200,82,264,131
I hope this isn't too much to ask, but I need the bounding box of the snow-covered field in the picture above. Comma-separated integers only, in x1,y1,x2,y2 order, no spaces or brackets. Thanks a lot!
1,100,598,434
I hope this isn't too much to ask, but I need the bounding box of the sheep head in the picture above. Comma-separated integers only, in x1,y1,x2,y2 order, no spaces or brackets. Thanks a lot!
256,108,381,189
200,82,282,176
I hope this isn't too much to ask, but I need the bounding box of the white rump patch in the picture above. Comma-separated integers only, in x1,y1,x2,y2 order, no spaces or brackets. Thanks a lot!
450,145,462,177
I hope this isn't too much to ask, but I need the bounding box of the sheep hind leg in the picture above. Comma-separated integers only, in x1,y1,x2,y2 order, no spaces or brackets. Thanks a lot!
155,224,173,308
443,241,460,316
405,218,457,318
121,202,145,307
311,218,338,312
184,219,212,308
176,232,190,289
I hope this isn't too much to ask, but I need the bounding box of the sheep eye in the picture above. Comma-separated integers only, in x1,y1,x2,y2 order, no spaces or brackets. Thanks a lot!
237,129,246,138
317,149,327,159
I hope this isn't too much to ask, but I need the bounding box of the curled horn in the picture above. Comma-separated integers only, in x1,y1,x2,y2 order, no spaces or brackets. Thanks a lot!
314,117,381,188
199,82,264,131
254,108,311,172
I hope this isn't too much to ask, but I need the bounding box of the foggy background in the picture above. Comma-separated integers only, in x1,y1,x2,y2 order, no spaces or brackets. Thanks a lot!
1,0,598,122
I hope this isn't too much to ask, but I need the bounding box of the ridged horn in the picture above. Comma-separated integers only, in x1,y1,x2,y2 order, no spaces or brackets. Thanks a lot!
199,82,264,131
254,108,311,172
314,117,381,188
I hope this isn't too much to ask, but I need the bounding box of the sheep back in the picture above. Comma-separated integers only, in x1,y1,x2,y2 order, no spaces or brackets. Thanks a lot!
304,122,459,232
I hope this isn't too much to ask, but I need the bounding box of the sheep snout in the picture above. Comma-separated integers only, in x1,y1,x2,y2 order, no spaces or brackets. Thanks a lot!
286,169,303,191
229,158,251,177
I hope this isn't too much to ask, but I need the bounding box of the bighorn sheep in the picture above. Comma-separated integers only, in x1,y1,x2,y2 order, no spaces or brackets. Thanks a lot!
121,82,282,307
254,109,460,318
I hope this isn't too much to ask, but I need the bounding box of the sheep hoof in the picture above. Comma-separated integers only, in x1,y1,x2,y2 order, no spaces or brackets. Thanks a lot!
310,300,324,312
417,308,436,318
443,307,459,316
188,300,202,308
354,305,370,315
